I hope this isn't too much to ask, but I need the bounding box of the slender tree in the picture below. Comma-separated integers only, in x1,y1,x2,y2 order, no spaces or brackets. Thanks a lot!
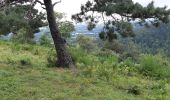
43,0,74,68
0,0,75,68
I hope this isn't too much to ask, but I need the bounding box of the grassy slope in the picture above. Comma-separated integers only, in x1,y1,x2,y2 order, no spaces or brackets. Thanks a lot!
0,41,170,100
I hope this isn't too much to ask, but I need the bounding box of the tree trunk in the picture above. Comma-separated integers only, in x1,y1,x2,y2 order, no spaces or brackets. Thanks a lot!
43,0,74,68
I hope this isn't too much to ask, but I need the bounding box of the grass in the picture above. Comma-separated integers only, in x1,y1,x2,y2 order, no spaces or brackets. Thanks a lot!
0,40,170,100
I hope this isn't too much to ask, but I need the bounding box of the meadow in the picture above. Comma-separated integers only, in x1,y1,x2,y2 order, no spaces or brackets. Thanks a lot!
0,40,170,100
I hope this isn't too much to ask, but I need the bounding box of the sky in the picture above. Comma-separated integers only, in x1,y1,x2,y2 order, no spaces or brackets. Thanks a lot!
38,0,170,20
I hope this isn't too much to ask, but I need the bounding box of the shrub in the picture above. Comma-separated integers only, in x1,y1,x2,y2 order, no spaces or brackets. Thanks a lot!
81,66,95,77
10,43,34,53
97,65,113,81
39,34,52,46
103,40,124,54
21,44,33,51
139,54,170,78
6,55,32,66
70,45,103,68
19,57,32,66
127,85,141,95
117,59,139,76
76,35,98,52
12,28,34,44
10,43,22,52
119,42,141,62
46,48,56,67
6,57,16,64
33,48,40,55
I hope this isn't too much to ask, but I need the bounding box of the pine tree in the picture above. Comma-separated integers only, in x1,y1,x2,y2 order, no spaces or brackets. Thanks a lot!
0,0,75,68
72,0,170,41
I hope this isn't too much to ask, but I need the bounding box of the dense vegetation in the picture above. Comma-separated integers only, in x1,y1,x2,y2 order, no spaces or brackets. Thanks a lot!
73,0,170,41
0,0,170,99
0,40,170,99
133,23,170,57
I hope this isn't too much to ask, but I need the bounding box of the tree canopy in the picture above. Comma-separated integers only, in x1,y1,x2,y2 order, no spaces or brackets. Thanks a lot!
0,4,46,35
72,0,170,41
0,0,75,68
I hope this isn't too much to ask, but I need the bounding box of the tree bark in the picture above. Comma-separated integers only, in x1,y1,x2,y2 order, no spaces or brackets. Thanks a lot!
43,0,74,68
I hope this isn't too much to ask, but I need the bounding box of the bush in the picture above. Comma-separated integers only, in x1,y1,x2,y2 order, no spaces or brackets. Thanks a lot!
119,42,140,62
76,35,98,52
70,46,99,67
139,54,170,78
19,57,32,66
12,28,34,44
103,40,124,54
46,48,56,67
127,85,141,95
96,65,113,81
117,59,138,76
95,49,114,58
6,57,16,65
40,34,52,46
6,55,32,66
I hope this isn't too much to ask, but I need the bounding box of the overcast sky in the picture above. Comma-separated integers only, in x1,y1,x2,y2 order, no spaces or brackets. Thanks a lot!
44,0,170,20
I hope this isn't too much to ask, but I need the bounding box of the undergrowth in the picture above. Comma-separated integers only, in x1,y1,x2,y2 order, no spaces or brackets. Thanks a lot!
0,40,170,100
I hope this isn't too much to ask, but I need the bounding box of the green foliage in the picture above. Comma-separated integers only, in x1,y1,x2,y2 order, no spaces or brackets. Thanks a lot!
54,12,66,22
39,34,52,46
118,22,135,37
12,28,34,43
119,41,141,62
73,0,170,41
96,65,113,81
0,40,170,99
76,35,98,52
127,85,141,95
95,49,113,57
54,12,75,38
103,40,124,54
4,54,32,67
69,46,99,67
46,48,57,67
133,23,170,57
19,56,32,66
139,54,170,78
0,5,46,35
87,22,96,31
59,21,75,38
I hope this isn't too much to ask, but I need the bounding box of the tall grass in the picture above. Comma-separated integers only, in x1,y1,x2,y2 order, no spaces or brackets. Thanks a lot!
0,40,170,99
139,54,170,78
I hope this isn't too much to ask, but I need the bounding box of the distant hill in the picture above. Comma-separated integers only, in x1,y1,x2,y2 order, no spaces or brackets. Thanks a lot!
1,22,170,57
71,23,103,39
129,23,170,56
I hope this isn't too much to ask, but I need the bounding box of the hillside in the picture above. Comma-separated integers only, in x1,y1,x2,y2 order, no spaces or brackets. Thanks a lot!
0,41,170,100
133,23,170,56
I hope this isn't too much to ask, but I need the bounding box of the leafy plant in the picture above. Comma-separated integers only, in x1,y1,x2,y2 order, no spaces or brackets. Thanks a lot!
139,54,170,78
40,34,52,46
12,28,34,43
76,35,98,52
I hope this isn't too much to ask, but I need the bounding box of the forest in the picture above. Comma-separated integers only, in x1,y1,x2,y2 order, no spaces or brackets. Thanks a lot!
0,0,170,100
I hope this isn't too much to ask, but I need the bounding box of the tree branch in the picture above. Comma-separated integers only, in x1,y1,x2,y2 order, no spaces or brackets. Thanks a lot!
102,12,106,25
33,0,46,9
42,6,46,9
35,0,45,5
52,0,61,7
